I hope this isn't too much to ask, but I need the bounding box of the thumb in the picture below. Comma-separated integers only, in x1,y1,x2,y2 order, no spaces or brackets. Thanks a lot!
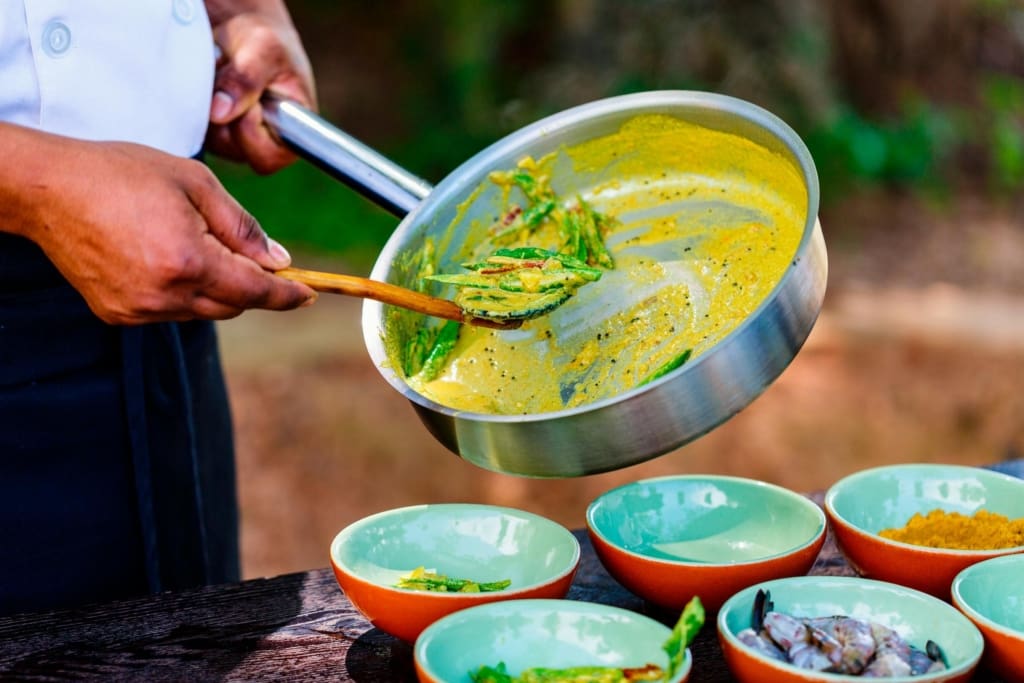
190,171,292,270
210,61,263,126
209,20,269,125
222,210,293,272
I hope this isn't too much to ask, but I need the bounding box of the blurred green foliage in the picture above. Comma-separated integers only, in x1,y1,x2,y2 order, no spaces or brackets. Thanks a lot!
805,101,958,200
213,0,1024,263
982,75,1024,191
209,158,398,272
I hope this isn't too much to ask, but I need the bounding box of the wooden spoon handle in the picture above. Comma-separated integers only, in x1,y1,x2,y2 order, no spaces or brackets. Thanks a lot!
277,267,465,320
276,267,520,330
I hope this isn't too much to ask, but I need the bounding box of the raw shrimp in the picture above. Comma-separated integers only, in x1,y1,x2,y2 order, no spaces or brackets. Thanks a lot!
806,616,877,674
742,589,948,678
736,629,787,662
761,612,833,670
862,623,912,677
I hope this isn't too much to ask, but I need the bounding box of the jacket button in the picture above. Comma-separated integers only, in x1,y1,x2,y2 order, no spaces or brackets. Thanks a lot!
172,0,197,25
42,20,72,58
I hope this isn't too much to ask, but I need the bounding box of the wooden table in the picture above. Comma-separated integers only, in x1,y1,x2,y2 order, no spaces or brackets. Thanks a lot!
2,461,1021,682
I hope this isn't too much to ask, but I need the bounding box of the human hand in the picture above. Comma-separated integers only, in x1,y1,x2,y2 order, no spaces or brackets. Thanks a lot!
6,128,316,324
205,0,317,173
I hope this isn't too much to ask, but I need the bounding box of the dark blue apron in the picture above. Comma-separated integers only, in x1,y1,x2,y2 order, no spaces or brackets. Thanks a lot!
0,231,239,616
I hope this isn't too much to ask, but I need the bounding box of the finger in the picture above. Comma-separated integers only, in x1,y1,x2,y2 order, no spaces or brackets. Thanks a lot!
182,164,292,271
198,245,317,311
210,62,261,125
204,124,245,163
209,94,298,174
233,104,297,175
190,295,246,321
209,19,282,124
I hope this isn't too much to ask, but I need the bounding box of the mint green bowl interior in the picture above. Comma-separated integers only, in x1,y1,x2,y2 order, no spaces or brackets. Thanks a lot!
415,598,691,682
587,475,825,563
330,504,580,589
718,576,984,681
826,463,1024,546
953,554,1024,633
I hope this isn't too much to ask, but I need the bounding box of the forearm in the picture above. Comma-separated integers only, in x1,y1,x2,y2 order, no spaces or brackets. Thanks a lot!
0,122,73,244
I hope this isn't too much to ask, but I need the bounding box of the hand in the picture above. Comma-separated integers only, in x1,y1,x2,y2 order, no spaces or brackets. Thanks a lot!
205,0,317,173
2,125,316,324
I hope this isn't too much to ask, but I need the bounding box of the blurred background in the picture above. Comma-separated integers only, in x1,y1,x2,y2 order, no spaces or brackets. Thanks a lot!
211,0,1024,579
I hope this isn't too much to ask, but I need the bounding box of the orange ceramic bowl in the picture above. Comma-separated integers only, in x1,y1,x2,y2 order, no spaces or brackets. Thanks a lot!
414,599,693,683
586,475,826,613
718,576,983,683
329,504,580,643
824,463,1024,600
951,554,1024,681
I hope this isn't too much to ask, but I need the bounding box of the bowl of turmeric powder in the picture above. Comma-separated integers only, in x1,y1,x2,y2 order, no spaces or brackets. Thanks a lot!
824,463,1024,600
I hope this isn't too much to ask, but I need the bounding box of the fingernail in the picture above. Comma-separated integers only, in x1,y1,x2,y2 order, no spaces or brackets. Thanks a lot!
300,293,318,308
211,91,234,121
267,238,291,267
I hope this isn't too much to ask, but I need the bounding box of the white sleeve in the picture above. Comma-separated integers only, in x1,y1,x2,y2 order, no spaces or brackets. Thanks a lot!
0,0,215,158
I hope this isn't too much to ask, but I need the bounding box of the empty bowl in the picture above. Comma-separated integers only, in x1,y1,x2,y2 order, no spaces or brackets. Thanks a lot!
414,598,694,683
586,474,827,613
824,463,1024,598
951,553,1024,681
718,576,983,682
329,504,580,642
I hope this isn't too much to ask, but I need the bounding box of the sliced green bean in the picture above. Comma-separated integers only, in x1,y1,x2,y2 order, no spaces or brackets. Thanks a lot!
397,575,511,593
417,320,461,381
638,349,692,387
403,327,433,377
576,198,616,269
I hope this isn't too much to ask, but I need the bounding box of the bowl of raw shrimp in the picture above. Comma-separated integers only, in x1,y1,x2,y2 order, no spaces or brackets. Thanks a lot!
951,554,1024,681
717,576,983,682
329,503,580,643
824,463,1024,599
586,475,827,613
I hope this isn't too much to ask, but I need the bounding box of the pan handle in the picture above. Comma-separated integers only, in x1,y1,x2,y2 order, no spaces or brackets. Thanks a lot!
261,94,432,217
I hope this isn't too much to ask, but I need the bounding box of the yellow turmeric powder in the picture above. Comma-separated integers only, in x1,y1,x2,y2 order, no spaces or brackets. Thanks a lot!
880,508,1024,550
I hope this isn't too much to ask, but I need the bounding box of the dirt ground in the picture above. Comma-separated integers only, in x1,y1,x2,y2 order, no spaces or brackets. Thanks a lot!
219,191,1024,580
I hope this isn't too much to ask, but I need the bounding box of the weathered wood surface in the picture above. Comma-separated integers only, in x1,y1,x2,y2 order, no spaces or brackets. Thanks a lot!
0,518,852,682
1,461,1020,681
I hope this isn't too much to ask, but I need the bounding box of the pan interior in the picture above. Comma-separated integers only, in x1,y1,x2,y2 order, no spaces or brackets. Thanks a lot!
382,112,808,416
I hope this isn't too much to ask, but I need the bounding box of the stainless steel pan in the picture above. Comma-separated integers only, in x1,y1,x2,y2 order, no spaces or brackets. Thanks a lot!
263,91,827,478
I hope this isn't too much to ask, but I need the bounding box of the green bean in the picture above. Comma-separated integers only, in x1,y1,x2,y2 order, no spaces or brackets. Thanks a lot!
522,199,555,226
397,575,511,593
510,170,552,205
417,320,461,381
664,597,705,680
560,206,588,263
638,349,692,387
577,198,616,269
403,327,432,377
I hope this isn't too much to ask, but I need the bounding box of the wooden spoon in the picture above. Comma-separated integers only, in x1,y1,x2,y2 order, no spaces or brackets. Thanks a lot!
276,267,522,330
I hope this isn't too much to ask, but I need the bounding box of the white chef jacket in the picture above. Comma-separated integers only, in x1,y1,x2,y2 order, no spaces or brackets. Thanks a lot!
0,1,215,158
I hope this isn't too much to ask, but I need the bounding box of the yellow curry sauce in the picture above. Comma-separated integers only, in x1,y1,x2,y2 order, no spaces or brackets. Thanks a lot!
396,114,807,414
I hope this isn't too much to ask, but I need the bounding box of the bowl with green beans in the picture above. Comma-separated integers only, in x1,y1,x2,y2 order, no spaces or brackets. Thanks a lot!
329,503,580,642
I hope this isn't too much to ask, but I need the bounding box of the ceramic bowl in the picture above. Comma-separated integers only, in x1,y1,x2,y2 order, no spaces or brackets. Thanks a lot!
824,463,1024,599
329,504,580,642
414,598,693,683
718,576,983,682
586,475,827,613
951,554,1024,681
